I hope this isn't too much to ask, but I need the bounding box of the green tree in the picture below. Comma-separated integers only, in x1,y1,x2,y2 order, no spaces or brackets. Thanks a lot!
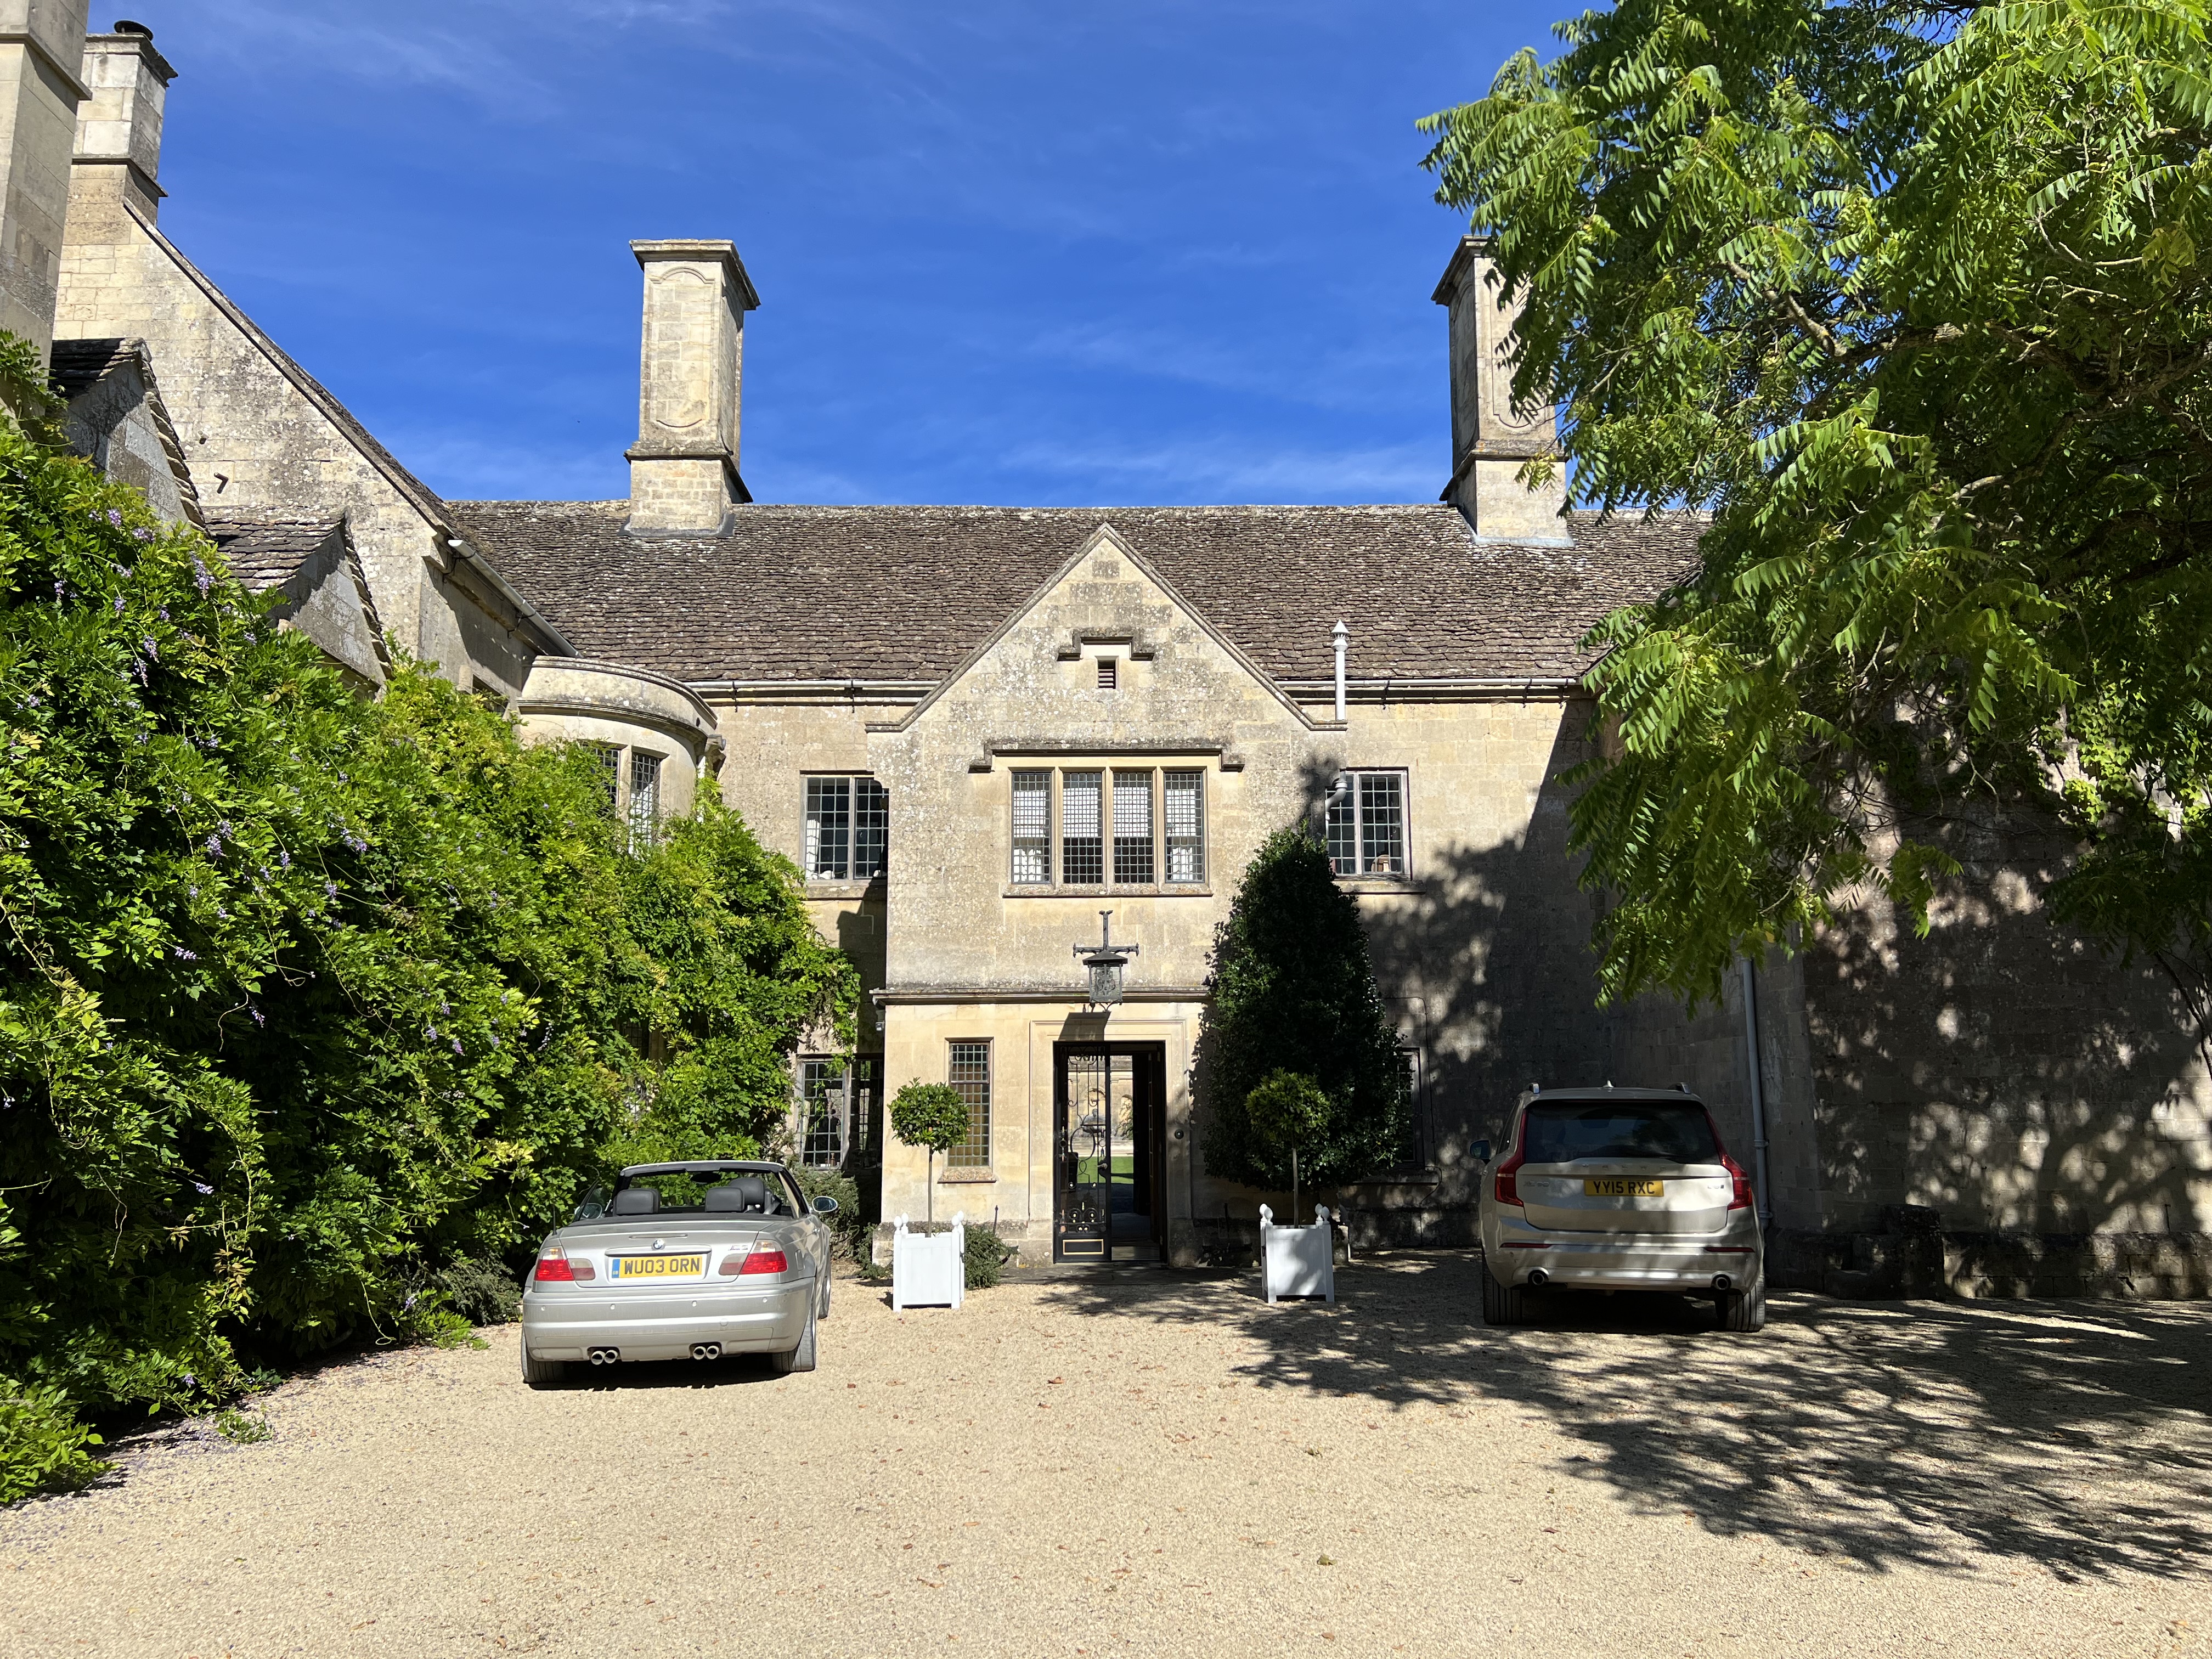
0,375,854,1488
1419,0,2212,1026
889,1080,969,1222
1197,828,1407,1190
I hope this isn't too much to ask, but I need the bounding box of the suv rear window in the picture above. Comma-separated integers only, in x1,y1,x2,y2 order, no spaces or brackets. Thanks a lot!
1522,1100,1719,1164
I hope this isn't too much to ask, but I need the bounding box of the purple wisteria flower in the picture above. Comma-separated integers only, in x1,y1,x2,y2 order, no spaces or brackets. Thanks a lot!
142,636,158,660
192,558,211,596
112,595,125,615
132,526,153,542
279,850,291,869
191,1181,213,1195
324,881,337,897
105,507,122,528
205,834,222,856
450,1039,464,1056
250,1008,264,1028
172,946,197,960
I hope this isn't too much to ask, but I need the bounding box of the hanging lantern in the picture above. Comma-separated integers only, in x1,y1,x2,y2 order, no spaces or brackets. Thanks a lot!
1074,910,1139,1008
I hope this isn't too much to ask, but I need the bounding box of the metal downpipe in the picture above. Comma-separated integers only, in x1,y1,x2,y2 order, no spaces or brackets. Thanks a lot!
1740,954,1775,1227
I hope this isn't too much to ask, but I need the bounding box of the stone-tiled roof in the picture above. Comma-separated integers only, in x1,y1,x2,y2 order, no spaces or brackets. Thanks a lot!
48,336,142,400
450,501,1705,685
205,510,345,594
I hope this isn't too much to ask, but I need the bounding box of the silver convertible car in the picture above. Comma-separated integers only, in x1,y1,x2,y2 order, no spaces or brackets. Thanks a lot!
520,1160,838,1386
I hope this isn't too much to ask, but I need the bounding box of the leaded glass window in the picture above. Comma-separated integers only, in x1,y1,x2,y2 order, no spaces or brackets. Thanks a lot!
1164,770,1204,884
1111,769,1154,885
804,775,889,881
1012,770,1051,884
1060,771,1103,885
947,1041,991,1167
628,752,662,848
1325,770,1408,877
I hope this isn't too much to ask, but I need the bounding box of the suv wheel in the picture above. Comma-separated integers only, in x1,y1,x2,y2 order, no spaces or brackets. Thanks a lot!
1717,1278,1768,1333
1481,1260,1528,1326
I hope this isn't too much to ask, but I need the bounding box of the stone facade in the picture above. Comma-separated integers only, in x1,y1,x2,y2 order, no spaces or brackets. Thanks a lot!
0,19,2199,1289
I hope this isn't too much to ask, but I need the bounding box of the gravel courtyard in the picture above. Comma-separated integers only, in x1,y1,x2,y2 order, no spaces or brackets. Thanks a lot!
3,1252,2208,1659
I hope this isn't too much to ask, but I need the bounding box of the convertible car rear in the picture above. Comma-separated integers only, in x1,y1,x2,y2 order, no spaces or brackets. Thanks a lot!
520,1160,836,1385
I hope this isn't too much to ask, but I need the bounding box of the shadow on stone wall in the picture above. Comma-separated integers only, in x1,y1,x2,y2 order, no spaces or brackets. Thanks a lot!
1804,803,2207,1236
1041,1254,2212,1580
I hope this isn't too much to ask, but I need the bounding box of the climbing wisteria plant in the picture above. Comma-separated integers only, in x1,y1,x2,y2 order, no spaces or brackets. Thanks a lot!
0,377,854,1496
1420,0,2212,1020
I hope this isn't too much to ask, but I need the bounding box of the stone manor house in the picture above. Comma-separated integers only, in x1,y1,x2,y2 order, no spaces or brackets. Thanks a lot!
5,16,2205,1286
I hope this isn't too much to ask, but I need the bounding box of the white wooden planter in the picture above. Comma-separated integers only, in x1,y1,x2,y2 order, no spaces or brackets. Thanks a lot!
1260,1204,1336,1304
890,1212,966,1311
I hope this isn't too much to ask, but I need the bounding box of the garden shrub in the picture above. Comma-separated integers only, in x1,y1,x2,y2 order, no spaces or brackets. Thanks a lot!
0,1379,106,1500
1197,828,1408,1189
0,374,856,1497
963,1223,1012,1290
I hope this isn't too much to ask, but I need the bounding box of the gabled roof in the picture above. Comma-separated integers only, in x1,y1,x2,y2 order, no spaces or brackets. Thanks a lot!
450,500,1704,687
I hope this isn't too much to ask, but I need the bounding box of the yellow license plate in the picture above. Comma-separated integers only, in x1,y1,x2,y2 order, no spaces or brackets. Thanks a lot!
607,1254,706,1279
1584,1179,1664,1198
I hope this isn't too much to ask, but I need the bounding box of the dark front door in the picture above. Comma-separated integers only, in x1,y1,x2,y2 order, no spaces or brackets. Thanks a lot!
1053,1042,1166,1263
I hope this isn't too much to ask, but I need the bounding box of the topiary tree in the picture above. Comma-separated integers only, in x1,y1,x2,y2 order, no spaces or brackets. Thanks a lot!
1198,827,1408,1193
889,1080,969,1223
1244,1069,1330,1220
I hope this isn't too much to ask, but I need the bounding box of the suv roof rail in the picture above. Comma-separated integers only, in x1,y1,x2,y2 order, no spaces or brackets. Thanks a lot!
1676,1081,1691,1092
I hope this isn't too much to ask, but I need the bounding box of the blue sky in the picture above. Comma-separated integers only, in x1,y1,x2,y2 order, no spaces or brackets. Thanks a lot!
138,2,1560,507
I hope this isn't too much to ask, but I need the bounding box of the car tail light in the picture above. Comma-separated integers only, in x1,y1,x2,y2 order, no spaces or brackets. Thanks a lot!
533,1246,591,1282
719,1245,788,1277
1493,1120,1527,1207
1721,1151,1754,1211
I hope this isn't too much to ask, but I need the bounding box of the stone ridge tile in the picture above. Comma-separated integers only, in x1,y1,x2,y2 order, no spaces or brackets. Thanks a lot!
205,510,345,594
447,501,1706,685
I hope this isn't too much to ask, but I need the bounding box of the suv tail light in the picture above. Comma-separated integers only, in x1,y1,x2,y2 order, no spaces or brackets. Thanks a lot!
720,1245,788,1277
1493,1120,1527,1207
534,1246,592,1283
1721,1150,1754,1211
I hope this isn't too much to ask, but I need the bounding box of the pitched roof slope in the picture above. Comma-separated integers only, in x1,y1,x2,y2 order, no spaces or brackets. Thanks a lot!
205,510,346,592
450,501,1703,686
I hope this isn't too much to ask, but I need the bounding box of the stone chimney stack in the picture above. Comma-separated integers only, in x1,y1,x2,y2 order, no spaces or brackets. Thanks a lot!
0,0,89,359
65,19,171,245
624,239,759,538
1433,235,1567,539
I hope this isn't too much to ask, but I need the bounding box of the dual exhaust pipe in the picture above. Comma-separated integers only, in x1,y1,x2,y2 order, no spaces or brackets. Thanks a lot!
583,1343,722,1365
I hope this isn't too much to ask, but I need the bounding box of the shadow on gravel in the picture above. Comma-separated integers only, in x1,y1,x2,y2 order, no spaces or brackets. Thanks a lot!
562,1357,785,1391
1039,1249,2212,1582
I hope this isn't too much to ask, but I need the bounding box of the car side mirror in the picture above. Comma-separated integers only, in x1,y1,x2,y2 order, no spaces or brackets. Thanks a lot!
812,1194,840,1216
1471,1139,1493,1165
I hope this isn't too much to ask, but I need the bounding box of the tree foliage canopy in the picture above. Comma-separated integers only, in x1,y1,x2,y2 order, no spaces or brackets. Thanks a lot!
889,1081,970,1155
1198,828,1407,1189
0,402,853,1480
1421,0,2212,1017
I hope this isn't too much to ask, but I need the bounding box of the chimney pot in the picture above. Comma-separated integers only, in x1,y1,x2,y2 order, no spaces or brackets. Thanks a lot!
70,22,177,229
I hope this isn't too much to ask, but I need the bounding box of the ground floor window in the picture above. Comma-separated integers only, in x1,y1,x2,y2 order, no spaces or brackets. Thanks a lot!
797,1055,881,1170
946,1040,992,1167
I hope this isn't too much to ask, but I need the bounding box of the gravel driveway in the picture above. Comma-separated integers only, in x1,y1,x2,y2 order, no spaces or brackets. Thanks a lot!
3,1252,2208,1658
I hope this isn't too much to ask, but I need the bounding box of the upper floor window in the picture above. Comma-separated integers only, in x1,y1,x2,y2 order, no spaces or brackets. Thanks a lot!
1009,766,1205,888
804,775,888,881
1327,770,1406,877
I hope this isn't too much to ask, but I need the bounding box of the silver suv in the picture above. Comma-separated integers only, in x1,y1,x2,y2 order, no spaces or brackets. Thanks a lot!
1475,1085,1766,1331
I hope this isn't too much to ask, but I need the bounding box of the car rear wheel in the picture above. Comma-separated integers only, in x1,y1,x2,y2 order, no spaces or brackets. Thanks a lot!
520,1341,568,1388
771,1307,818,1374
1480,1259,1529,1326
1717,1278,1768,1333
